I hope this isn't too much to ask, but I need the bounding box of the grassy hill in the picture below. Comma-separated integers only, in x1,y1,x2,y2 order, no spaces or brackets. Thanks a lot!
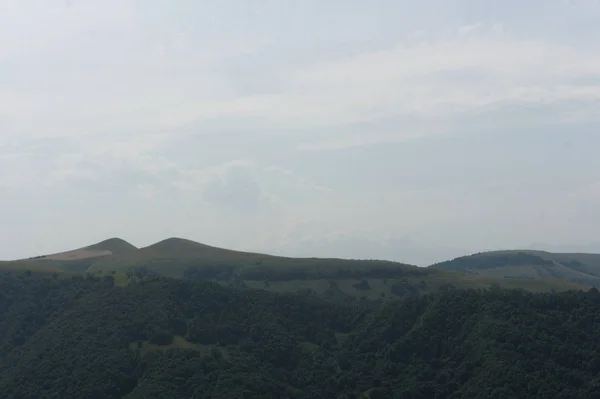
0,260,63,274
4,238,587,299
430,250,600,287
88,237,278,275
83,237,138,255
84,238,585,298
87,236,413,277
10,238,138,273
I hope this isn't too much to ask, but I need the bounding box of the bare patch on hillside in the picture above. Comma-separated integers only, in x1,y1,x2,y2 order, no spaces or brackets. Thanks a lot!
38,249,112,261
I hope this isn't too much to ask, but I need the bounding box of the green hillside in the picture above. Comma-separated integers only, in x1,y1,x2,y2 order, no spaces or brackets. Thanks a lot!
5,238,587,299
0,260,63,274
87,236,418,278
13,238,138,273
84,237,138,254
1,271,600,398
430,250,600,287
85,238,585,298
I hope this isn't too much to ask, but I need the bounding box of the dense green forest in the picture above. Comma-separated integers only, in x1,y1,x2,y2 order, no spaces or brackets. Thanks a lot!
2,270,600,398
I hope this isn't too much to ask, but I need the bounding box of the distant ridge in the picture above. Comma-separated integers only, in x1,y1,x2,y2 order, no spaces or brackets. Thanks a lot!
144,237,224,253
2,236,589,296
430,249,600,288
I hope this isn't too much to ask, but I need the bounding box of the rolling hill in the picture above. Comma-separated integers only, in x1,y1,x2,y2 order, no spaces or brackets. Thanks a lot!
430,250,600,287
24,237,137,261
4,237,588,299
84,238,587,297
9,238,138,273
83,237,138,255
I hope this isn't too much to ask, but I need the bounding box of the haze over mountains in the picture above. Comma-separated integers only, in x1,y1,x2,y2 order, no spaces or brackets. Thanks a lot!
268,234,466,267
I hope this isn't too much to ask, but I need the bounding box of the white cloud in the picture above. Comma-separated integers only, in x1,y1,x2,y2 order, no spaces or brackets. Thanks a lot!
0,0,138,60
144,26,599,131
295,124,449,151
0,153,37,189
0,1,271,139
2,2,600,260
457,23,482,36
3,14,600,143
281,27,600,124
171,159,257,193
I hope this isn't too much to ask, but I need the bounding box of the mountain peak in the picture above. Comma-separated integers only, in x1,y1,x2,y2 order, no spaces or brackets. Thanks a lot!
84,238,137,255
143,237,214,254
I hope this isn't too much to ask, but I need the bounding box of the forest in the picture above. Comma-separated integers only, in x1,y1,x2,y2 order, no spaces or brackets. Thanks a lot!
2,270,600,398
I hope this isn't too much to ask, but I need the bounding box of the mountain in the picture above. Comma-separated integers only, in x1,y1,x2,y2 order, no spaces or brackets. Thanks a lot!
86,236,281,278
84,237,138,255
112,236,275,264
1,271,600,398
4,237,587,299
83,237,585,297
430,250,600,287
24,237,137,261
6,238,138,273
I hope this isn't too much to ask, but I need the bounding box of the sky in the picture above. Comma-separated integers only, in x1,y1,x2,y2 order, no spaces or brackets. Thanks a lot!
1,0,600,265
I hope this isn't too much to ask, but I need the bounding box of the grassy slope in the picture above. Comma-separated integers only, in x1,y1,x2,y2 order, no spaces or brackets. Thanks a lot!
3,238,587,296
84,238,138,254
7,238,138,274
87,238,586,296
87,237,413,276
0,260,63,274
431,249,600,287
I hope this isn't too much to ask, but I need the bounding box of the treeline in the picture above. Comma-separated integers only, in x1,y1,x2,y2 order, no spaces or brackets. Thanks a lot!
2,271,600,398
182,261,427,282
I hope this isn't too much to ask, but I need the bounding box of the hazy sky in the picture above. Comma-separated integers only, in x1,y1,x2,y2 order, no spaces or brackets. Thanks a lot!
2,0,600,265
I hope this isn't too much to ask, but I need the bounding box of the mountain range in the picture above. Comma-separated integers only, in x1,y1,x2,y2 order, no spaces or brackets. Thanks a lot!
3,237,598,300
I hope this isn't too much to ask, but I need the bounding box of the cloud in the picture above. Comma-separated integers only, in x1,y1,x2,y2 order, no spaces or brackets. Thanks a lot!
202,164,264,213
295,122,448,151
0,1,271,139
2,1,600,260
280,27,600,126
3,9,600,145
134,26,595,133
